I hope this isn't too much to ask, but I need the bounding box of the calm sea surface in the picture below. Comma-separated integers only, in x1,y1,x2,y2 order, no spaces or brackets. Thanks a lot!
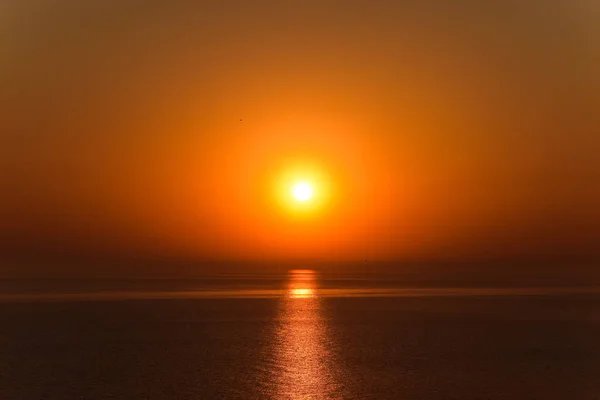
1,270,600,399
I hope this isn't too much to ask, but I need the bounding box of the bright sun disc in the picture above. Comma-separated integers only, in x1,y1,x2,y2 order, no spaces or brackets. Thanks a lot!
292,182,313,201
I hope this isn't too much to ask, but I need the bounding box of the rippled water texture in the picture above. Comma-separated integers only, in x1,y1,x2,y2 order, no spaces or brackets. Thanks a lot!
2,270,600,399
263,270,341,399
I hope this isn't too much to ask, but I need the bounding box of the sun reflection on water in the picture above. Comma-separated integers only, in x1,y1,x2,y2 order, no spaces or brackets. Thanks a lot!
290,288,314,298
267,269,341,399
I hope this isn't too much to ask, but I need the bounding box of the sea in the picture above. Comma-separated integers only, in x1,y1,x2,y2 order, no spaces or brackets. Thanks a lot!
1,269,600,399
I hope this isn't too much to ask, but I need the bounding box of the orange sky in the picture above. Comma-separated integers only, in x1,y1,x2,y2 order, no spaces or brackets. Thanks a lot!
1,1,599,272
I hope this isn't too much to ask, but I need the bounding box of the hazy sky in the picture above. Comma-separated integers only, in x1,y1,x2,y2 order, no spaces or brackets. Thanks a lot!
1,1,599,275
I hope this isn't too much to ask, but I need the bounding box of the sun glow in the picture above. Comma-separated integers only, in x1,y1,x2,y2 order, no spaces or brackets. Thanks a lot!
292,182,313,202
271,161,333,216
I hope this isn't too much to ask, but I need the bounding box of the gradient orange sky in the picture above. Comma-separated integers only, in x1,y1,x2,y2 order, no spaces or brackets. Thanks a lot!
1,1,599,273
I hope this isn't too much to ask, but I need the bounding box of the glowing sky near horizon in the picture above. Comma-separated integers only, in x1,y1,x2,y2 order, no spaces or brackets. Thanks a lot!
0,0,599,272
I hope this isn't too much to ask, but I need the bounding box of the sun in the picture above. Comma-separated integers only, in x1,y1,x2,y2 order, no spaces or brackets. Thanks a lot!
272,164,330,213
291,182,313,202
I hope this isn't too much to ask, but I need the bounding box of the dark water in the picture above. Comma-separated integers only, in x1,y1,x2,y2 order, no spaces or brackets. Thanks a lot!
1,270,600,399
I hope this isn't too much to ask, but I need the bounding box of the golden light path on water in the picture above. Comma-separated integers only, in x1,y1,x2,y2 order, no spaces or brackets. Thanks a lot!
267,269,341,399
